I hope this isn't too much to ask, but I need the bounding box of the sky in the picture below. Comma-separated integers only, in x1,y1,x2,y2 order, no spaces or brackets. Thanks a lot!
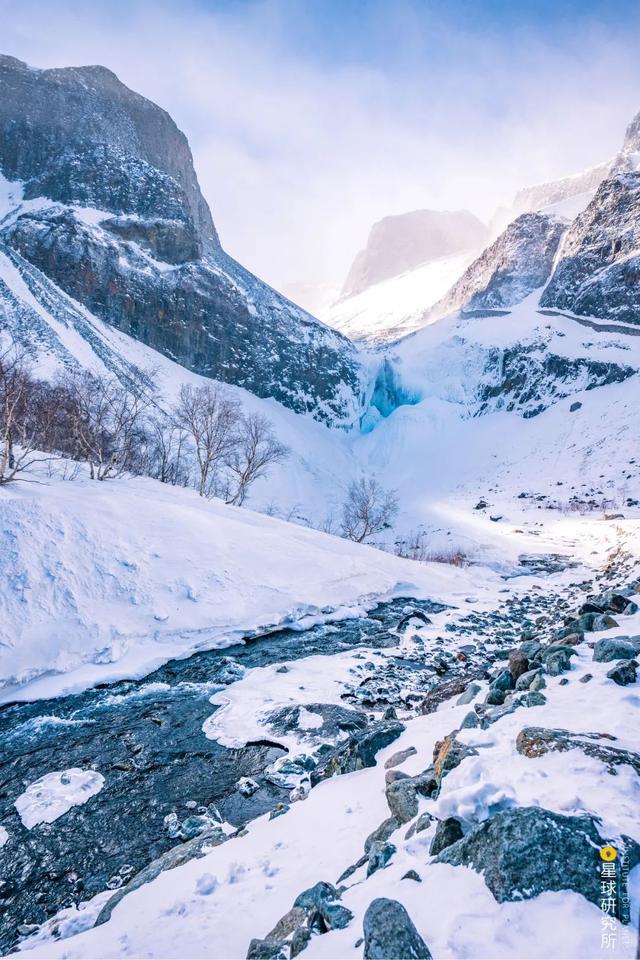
2,0,640,310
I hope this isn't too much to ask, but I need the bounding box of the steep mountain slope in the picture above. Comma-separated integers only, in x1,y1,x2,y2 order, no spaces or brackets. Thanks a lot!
322,251,472,345
490,161,611,237
541,111,640,325
0,56,362,425
426,213,567,322
341,209,486,299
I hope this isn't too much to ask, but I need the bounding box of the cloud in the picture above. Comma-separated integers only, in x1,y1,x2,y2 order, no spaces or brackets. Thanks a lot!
2,0,640,309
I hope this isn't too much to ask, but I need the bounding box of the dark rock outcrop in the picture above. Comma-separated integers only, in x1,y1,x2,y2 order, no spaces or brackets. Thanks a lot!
0,55,362,425
434,806,640,915
541,111,640,325
432,213,567,318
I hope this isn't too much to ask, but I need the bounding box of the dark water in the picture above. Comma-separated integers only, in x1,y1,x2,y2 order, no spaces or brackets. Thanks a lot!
0,597,443,954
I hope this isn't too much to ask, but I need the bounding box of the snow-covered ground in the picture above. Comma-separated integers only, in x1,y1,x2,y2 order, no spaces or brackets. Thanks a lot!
321,253,471,345
0,470,487,703
12,530,640,960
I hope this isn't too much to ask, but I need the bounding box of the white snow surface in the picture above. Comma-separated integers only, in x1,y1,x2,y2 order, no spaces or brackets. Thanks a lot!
14,768,105,829
0,474,483,703
321,252,472,344
16,566,640,959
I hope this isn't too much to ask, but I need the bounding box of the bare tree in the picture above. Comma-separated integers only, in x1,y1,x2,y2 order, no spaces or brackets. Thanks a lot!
340,476,399,543
60,370,150,480
0,344,53,483
224,413,289,506
174,383,241,497
146,414,189,486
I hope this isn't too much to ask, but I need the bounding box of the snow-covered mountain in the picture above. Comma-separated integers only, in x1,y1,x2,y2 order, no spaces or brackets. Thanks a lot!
1,53,640,960
541,110,640,325
0,56,362,426
341,209,486,299
322,251,473,345
489,161,611,237
322,209,485,345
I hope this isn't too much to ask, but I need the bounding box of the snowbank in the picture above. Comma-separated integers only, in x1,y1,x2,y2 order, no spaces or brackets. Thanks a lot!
0,474,481,703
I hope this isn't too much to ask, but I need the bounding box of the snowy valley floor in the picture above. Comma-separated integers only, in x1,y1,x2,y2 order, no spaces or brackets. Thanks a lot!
0,474,639,959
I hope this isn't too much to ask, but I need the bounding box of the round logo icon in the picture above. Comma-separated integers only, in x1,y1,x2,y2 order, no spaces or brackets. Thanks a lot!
600,846,617,862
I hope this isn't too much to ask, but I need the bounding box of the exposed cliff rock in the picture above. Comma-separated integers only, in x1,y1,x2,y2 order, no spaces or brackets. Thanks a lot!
430,213,567,319
341,209,485,298
541,112,640,326
0,55,362,425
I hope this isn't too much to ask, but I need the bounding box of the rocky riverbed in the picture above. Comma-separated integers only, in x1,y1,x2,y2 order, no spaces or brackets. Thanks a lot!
2,550,640,959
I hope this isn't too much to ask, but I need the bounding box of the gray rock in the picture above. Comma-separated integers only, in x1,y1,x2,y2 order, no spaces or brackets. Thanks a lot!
401,869,422,882
429,817,464,856
385,779,420,824
456,682,482,705
545,648,575,675
460,710,481,729
606,660,638,686
516,726,640,776
384,747,417,769
364,816,400,853
515,668,542,691
246,939,287,959
405,812,435,840
593,638,640,662
434,806,640,912
367,840,396,876
521,691,547,707
293,881,353,932
363,898,432,959
95,825,227,925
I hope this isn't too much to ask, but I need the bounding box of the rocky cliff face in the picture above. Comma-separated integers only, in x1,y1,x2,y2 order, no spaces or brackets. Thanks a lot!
0,55,362,425
430,213,567,319
341,209,485,298
540,113,640,325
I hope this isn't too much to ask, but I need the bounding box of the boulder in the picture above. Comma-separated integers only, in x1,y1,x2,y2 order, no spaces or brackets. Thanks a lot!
293,881,353,933
508,651,530,681
365,816,400,853
593,638,640,662
606,660,638,686
363,898,432,959
429,817,464,856
434,806,640,914
516,726,640,776
367,840,396,876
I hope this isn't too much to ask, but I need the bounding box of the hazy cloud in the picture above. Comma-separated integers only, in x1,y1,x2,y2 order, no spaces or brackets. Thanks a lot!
2,0,639,308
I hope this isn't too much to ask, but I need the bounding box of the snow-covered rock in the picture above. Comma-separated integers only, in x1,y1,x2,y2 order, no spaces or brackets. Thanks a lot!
428,213,567,321
0,56,362,426
541,110,640,326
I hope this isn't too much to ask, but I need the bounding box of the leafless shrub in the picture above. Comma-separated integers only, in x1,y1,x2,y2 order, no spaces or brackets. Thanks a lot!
394,530,468,566
173,383,241,497
58,369,151,480
224,413,289,506
145,414,189,486
0,344,57,483
340,476,399,543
